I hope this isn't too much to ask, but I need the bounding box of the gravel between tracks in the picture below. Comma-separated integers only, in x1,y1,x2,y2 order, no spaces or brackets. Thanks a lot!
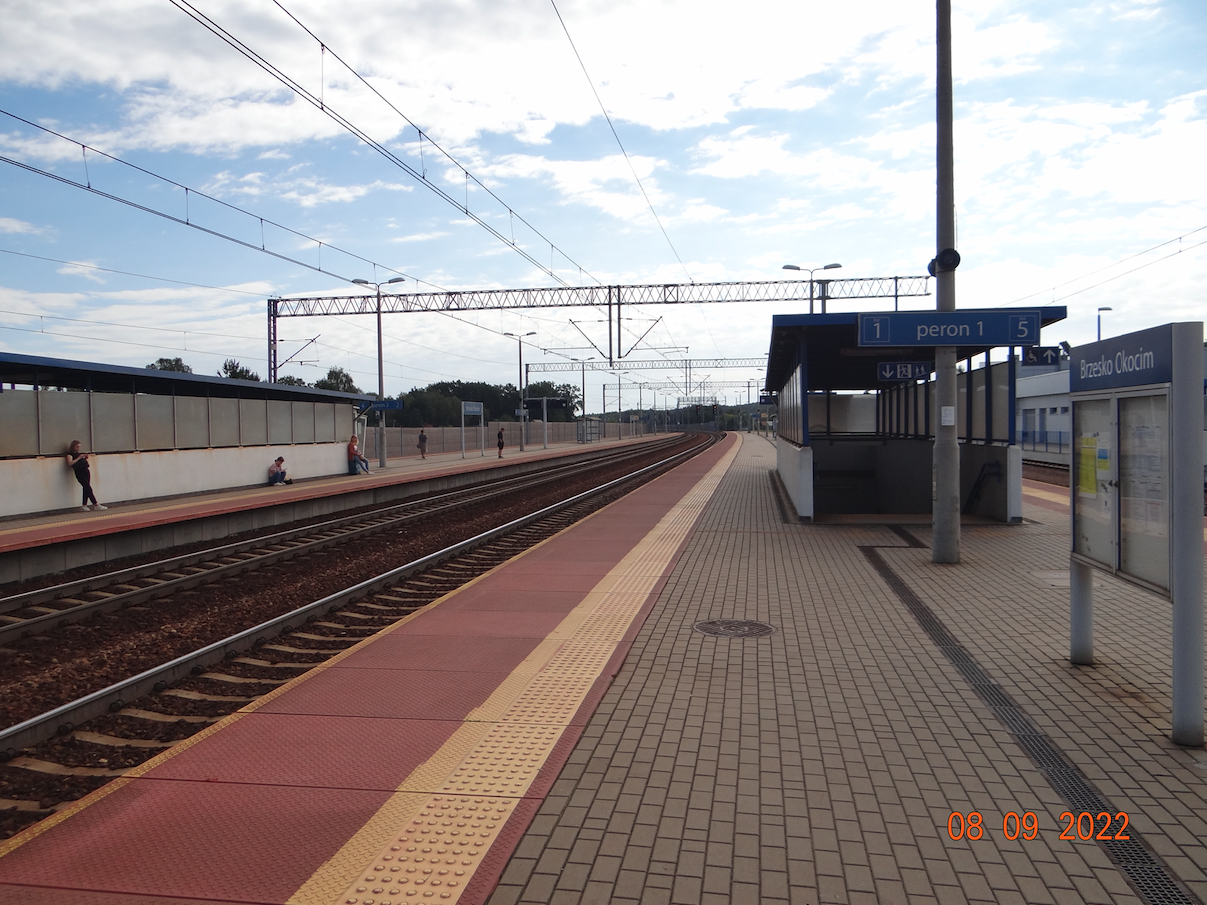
0,441,697,732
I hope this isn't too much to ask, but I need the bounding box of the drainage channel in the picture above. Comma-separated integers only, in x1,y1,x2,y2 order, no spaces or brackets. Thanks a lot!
862,537,1202,905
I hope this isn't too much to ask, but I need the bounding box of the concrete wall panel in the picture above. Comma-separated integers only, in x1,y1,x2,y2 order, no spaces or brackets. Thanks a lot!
92,393,136,452
291,401,314,443
314,403,336,443
240,399,268,446
268,400,292,444
175,396,209,448
136,395,175,450
0,390,38,457
37,391,91,456
209,398,239,447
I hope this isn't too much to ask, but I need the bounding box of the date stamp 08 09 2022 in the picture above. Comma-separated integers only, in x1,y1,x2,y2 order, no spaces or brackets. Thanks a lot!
946,811,1131,843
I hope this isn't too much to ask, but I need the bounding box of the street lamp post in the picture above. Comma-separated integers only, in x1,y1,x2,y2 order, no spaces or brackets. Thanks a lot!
1097,307,1113,342
504,332,536,451
352,276,405,468
782,262,842,314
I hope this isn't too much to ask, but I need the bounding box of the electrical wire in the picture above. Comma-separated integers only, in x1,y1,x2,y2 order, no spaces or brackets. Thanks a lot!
169,0,601,291
548,0,694,285
1003,224,1207,306
0,109,433,289
0,248,268,296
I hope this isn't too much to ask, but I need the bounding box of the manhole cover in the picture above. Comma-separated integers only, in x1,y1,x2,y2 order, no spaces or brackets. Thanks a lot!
693,619,775,638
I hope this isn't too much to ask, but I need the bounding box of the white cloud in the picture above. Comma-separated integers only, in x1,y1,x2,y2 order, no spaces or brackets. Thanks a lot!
0,217,44,234
391,231,450,242
56,261,107,283
204,170,412,207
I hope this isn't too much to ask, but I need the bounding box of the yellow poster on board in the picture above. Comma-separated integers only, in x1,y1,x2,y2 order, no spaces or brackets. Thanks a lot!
1078,437,1098,496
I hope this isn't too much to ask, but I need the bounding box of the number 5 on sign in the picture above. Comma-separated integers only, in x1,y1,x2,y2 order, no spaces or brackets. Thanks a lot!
1009,314,1038,343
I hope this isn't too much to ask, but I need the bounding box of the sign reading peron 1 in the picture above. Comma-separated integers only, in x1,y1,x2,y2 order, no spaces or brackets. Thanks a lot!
857,309,1041,347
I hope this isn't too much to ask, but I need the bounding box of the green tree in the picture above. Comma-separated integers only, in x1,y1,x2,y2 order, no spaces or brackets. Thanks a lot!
275,375,309,387
312,367,361,394
525,381,580,421
146,357,192,373
218,359,261,381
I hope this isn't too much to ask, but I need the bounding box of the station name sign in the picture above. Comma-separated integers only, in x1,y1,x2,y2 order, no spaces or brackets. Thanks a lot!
1069,324,1173,392
858,309,1042,347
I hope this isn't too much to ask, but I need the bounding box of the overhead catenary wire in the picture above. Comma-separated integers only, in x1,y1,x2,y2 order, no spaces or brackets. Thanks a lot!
167,0,601,292
0,109,431,290
547,0,694,285
1003,224,1207,307
0,248,269,296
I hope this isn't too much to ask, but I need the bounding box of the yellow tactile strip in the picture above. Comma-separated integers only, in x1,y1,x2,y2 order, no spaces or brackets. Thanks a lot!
293,435,741,905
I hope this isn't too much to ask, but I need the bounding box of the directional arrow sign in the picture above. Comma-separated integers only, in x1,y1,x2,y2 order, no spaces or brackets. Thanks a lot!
877,361,932,381
1022,346,1062,366
858,309,1042,347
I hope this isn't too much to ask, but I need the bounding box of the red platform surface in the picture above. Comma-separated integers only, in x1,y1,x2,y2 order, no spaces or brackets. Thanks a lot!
0,434,736,905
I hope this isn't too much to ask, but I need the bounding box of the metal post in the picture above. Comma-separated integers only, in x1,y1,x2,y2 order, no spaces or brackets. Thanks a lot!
1070,557,1094,665
267,298,278,383
1171,322,1205,746
518,339,525,452
932,0,960,563
542,397,548,449
1007,347,1016,445
376,286,386,468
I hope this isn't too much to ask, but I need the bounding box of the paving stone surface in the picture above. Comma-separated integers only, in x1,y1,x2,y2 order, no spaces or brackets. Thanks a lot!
486,435,1207,905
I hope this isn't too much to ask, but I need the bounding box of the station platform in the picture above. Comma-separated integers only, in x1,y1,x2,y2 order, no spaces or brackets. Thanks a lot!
1,433,1206,905
0,435,657,585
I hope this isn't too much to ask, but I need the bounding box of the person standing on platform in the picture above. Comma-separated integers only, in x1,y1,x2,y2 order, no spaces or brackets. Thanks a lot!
497,427,505,458
417,428,428,459
268,457,292,486
347,434,370,474
66,440,106,511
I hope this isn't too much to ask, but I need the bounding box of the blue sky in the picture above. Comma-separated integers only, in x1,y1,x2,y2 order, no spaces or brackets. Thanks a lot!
1,0,1204,408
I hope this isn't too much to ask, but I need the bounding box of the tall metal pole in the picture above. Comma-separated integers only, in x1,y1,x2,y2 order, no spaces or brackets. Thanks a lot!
932,0,960,563
517,338,525,452
376,285,387,469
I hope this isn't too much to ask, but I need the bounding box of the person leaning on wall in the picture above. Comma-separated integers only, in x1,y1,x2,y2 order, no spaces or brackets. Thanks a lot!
66,440,107,512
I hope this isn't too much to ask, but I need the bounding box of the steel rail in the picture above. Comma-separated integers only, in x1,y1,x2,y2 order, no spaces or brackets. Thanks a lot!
0,433,715,758
0,437,683,642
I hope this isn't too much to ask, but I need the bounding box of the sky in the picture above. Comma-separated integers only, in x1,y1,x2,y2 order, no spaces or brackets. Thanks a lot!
1,0,1204,411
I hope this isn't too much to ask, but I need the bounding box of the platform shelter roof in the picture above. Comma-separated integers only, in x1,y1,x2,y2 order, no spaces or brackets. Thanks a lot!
765,308,1068,392
0,351,375,404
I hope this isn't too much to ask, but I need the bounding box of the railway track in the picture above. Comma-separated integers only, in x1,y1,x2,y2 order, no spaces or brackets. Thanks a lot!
0,435,685,645
0,432,716,837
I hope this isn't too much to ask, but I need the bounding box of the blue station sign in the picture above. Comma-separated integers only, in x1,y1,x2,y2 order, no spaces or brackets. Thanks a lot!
858,309,1043,347
1023,346,1062,366
1069,324,1174,392
462,401,484,415
877,361,931,381
366,399,403,411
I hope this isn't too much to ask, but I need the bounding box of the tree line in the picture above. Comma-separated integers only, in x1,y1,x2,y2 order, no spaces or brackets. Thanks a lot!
145,358,579,427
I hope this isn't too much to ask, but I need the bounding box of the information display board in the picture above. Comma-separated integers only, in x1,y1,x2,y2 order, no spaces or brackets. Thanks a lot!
857,309,1041,347
1067,321,1203,746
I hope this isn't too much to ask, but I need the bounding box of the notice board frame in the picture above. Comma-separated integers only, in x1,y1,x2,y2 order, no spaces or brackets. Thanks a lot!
1067,321,1203,746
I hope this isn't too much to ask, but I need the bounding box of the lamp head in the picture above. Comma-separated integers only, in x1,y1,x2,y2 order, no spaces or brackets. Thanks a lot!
822,262,842,270
782,264,801,271
352,278,370,285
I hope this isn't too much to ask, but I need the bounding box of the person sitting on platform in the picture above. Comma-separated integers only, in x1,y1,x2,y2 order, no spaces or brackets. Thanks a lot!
66,440,107,512
347,434,370,475
268,457,292,486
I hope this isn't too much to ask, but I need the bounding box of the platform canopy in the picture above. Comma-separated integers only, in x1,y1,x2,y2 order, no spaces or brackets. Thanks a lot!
765,309,1068,392
0,351,374,404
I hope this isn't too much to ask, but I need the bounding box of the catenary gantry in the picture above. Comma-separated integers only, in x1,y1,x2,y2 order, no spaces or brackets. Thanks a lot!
267,276,930,380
